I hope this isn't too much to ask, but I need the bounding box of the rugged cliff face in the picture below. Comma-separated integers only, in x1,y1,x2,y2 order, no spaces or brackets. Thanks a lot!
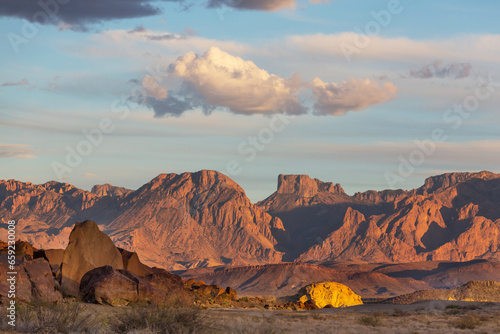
1,170,499,270
0,170,285,270
258,171,500,263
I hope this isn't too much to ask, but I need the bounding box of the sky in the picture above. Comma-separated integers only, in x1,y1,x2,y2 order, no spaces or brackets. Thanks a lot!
1,0,500,201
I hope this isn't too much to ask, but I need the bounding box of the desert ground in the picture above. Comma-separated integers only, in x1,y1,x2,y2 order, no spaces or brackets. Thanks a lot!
1,300,499,334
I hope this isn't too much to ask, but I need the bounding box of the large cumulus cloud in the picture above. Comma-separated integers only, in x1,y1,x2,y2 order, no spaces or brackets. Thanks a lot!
151,47,307,116
142,47,397,117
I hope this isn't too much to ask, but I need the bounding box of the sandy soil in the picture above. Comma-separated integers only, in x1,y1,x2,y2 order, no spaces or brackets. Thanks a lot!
207,301,500,334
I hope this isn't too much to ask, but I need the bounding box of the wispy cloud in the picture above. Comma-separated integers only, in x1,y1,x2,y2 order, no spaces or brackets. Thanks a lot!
208,0,326,12
1,78,29,87
311,78,397,115
285,33,500,63
0,144,38,159
406,61,472,80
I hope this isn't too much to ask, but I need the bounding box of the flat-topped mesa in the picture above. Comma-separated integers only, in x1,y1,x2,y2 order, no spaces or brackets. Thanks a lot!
277,174,345,197
417,171,500,195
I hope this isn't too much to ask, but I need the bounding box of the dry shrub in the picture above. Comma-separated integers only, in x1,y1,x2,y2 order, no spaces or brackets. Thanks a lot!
451,314,483,330
358,314,383,327
110,304,208,334
9,301,98,334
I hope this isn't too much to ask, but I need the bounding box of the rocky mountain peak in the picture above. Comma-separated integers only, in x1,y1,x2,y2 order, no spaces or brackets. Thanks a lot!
276,174,345,197
91,184,131,197
0,179,36,192
144,170,243,194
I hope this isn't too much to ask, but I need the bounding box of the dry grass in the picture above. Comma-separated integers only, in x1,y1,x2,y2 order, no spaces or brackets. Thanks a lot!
109,304,209,334
450,313,483,330
358,314,383,327
3,301,100,333
1,300,498,334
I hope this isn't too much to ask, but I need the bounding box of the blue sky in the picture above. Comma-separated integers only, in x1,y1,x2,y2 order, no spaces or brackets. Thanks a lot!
1,0,500,201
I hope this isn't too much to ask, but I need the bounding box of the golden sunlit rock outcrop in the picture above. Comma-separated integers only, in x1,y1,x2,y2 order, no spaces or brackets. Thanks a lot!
297,282,363,308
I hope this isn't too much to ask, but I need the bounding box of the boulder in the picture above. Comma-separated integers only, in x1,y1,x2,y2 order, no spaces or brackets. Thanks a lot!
144,269,184,292
80,265,191,306
61,220,124,297
119,270,167,304
80,266,138,306
297,282,363,308
34,249,64,276
22,258,62,302
0,257,61,303
119,248,151,277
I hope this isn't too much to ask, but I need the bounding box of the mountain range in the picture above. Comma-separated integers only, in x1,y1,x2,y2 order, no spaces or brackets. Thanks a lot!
0,170,499,270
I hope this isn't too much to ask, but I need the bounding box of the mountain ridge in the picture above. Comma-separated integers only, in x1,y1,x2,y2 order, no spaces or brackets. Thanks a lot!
1,170,499,270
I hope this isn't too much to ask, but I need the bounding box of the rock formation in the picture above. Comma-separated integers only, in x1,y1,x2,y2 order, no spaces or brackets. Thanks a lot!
296,282,363,308
1,170,499,270
60,220,124,297
0,254,62,304
258,171,500,263
79,265,188,306
386,280,500,304
0,170,285,270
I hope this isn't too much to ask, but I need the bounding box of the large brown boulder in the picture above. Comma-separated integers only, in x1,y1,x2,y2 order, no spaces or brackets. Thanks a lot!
0,257,61,303
80,265,190,306
80,266,138,306
61,220,124,297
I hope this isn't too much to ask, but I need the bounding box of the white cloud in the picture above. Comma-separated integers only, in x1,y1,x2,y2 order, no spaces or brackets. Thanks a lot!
82,29,250,60
285,33,500,64
311,77,397,115
168,46,307,115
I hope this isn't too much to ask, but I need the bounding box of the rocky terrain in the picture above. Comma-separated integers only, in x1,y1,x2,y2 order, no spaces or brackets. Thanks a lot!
0,219,499,334
0,170,499,275
0,170,284,270
0,220,238,307
180,259,500,298
258,171,500,263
